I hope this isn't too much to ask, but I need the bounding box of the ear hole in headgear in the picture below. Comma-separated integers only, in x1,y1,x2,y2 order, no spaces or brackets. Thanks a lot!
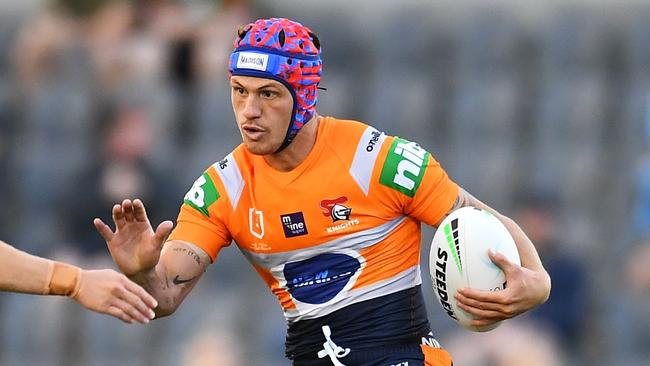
237,25,250,39
279,29,286,47
308,31,321,50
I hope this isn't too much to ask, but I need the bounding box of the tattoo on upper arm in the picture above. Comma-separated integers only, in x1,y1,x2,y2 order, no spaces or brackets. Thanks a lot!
172,247,202,266
450,195,463,212
454,188,477,209
446,193,466,216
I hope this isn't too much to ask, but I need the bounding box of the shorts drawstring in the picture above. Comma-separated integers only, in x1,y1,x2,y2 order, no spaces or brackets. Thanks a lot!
317,325,350,366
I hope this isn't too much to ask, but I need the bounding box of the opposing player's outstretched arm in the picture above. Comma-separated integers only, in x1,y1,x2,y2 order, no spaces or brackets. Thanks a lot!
94,199,211,318
451,188,551,327
0,240,157,324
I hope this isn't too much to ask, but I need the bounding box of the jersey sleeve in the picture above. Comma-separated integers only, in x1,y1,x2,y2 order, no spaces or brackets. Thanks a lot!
167,167,232,262
404,153,458,226
373,136,459,227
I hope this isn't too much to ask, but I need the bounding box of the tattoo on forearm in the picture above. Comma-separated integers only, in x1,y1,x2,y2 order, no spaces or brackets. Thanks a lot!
172,247,202,266
172,275,196,285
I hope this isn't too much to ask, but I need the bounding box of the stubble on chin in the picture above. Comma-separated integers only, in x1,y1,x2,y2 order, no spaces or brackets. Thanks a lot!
243,141,274,156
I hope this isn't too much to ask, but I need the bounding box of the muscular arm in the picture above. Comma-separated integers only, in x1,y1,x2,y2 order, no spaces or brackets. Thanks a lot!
129,240,211,318
0,240,157,324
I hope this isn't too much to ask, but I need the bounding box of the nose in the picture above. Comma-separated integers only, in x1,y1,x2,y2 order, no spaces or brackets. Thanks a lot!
242,94,262,120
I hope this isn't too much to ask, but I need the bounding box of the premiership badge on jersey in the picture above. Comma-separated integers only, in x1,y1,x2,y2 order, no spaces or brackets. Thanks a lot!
249,208,265,239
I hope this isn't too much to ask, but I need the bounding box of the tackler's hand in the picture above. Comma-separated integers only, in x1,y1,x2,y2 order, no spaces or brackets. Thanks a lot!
73,268,158,324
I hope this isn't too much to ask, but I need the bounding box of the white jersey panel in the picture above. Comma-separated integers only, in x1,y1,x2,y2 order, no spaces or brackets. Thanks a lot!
213,153,245,210
349,127,386,195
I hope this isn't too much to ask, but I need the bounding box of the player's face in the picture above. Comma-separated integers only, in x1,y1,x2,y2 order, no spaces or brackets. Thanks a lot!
230,76,293,155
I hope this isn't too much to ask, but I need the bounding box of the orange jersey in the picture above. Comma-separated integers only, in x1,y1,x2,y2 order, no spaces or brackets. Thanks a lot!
169,117,458,322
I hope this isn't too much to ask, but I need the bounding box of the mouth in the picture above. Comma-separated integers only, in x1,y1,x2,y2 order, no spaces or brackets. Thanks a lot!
241,124,265,141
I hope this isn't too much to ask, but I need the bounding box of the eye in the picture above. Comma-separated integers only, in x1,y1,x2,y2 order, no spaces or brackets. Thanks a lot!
233,86,246,95
260,90,277,99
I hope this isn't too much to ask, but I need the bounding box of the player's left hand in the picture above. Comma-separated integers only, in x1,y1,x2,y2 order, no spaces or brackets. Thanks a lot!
454,249,551,328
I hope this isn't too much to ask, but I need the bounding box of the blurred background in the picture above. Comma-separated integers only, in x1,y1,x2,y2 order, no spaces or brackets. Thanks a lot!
0,0,650,365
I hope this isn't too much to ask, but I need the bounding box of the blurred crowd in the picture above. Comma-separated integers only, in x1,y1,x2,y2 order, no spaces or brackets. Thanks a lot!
0,0,650,365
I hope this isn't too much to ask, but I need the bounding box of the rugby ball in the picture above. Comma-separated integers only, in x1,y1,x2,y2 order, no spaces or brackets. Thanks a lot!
429,206,520,332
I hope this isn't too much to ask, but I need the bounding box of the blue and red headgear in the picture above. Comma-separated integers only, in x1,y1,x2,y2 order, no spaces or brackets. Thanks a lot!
229,18,322,152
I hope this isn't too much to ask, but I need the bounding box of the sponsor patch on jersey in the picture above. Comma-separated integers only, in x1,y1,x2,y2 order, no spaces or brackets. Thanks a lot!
365,129,383,152
281,212,308,238
183,172,219,217
379,137,430,198
283,253,361,304
218,157,228,169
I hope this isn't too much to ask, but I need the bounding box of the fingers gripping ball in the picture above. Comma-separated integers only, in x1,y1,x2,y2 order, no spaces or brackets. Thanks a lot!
429,207,520,332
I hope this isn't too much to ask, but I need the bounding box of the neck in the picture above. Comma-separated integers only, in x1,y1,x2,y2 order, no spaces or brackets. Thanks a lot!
264,113,321,172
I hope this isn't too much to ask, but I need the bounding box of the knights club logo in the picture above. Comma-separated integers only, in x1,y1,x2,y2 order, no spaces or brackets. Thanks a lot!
320,196,352,222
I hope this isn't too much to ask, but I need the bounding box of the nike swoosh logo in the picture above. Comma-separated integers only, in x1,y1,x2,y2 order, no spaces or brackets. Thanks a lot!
172,275,194,285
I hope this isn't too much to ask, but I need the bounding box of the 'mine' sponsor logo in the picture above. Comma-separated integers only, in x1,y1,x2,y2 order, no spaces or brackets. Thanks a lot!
281,212,308,238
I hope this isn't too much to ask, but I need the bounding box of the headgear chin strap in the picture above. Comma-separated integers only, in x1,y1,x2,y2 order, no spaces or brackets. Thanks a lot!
228,18,323,153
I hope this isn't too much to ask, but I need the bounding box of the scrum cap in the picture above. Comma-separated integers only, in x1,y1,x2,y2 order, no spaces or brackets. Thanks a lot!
229,18,322,152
